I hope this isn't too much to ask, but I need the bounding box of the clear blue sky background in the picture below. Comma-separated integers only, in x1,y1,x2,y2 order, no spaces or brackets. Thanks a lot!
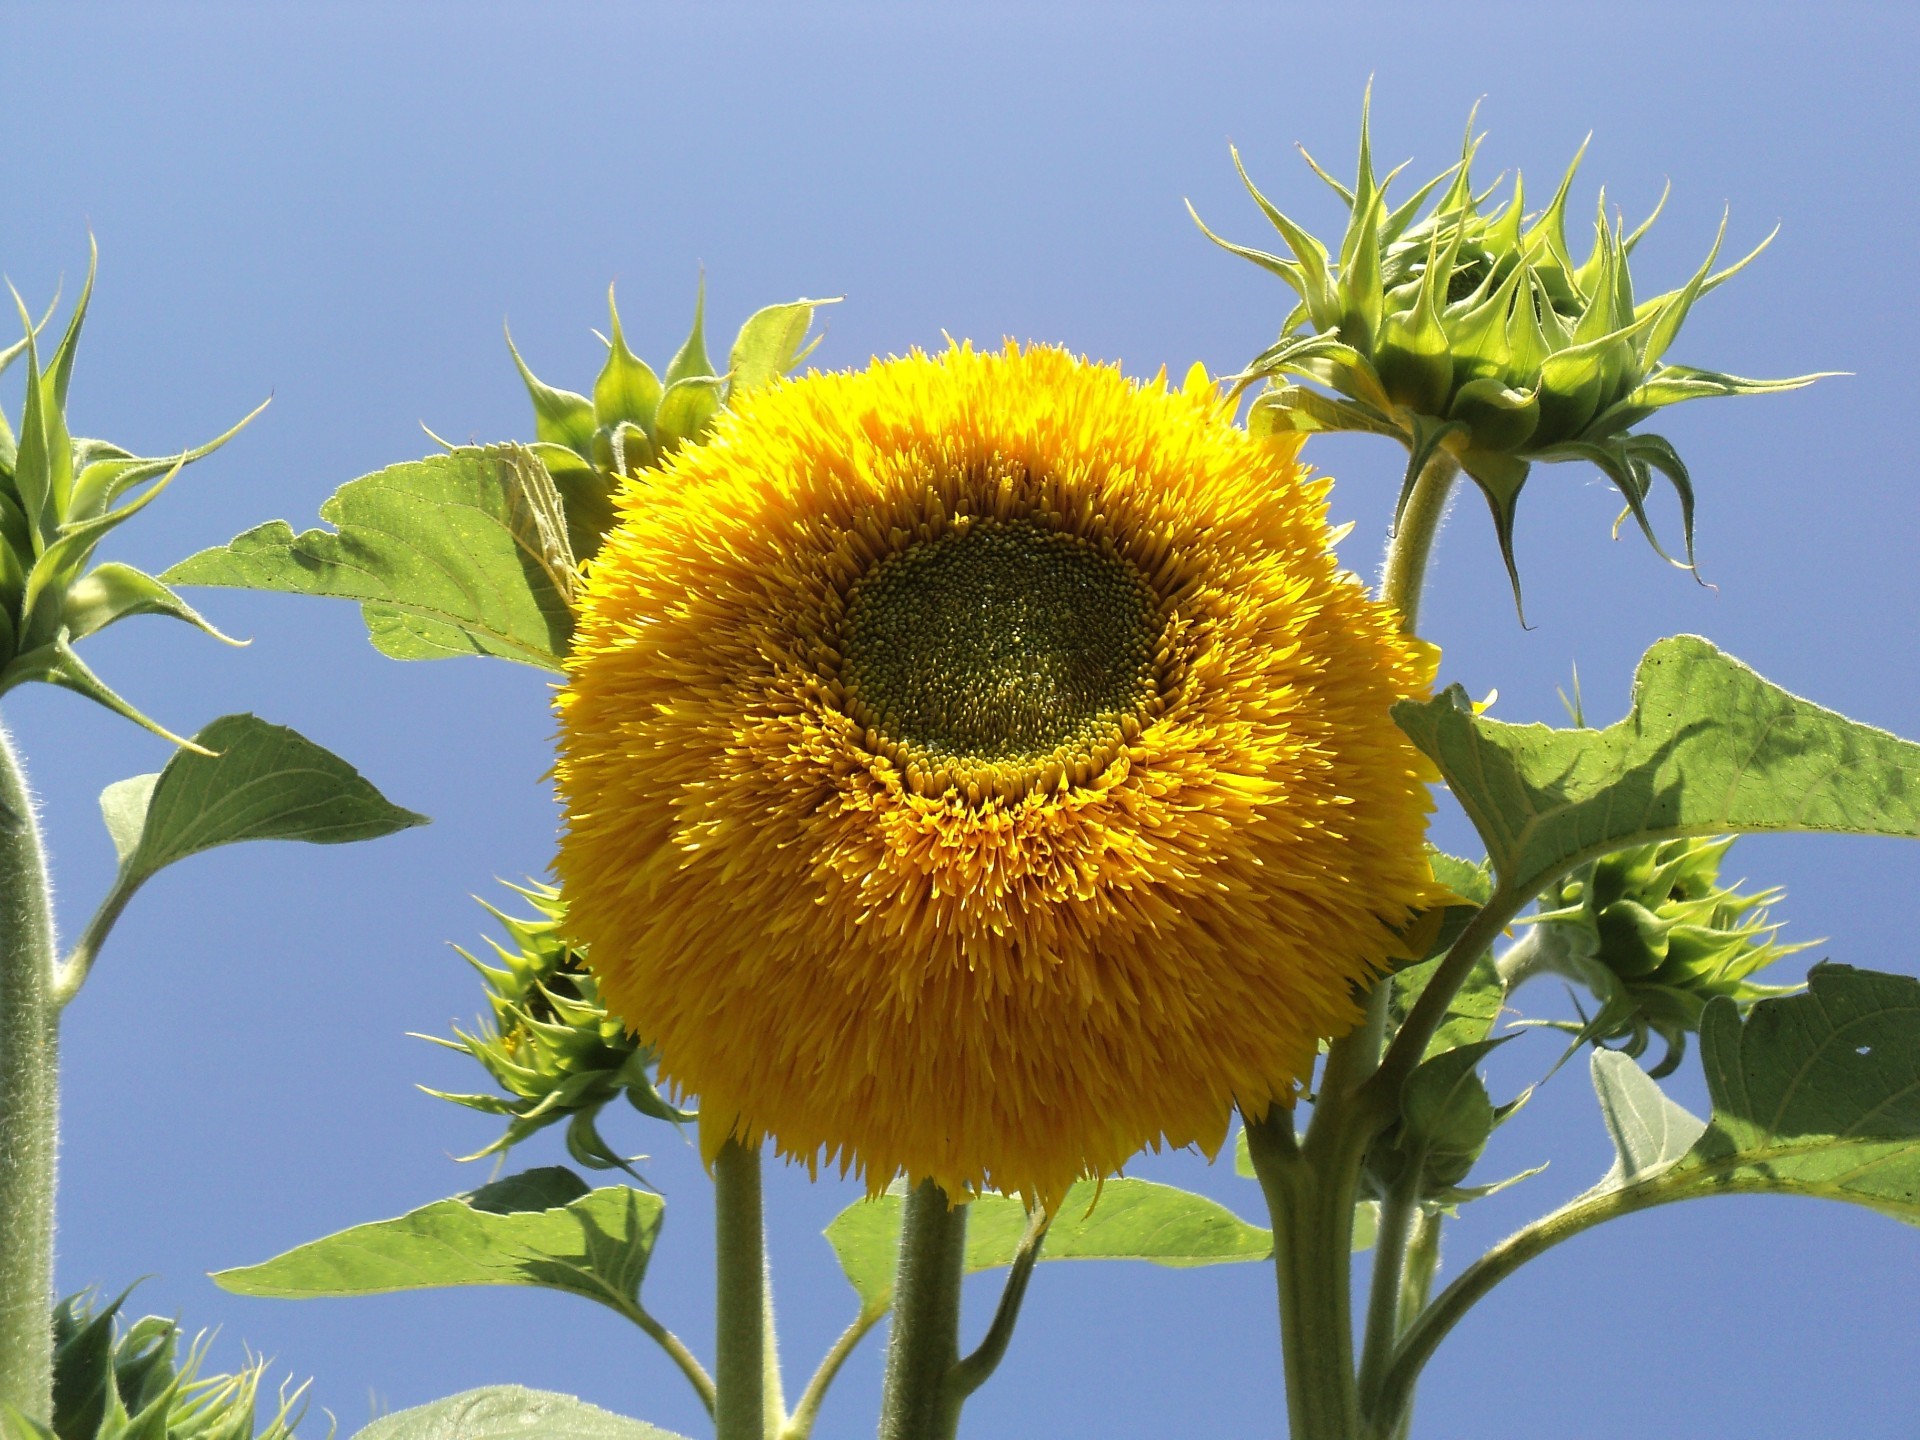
2,3,1915,1436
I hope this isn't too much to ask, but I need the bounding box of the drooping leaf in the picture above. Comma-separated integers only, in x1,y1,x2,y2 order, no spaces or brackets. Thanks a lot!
351,1387,689,1440
824,1177,1271,1318
1395,635,1920,901
163,447,576,671
213,1167,665,1329
107,713,426,892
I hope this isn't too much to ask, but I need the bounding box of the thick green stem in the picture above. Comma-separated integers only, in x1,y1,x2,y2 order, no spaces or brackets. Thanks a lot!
0,720,57,1423
714,1139,770,1440
876,1180,968,1440
1251,448,1461,1436
1378,453,1459,636
1247,1110,1363,1440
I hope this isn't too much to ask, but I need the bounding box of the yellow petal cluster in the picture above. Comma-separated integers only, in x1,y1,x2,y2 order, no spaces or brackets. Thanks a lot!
554,342,1440,1208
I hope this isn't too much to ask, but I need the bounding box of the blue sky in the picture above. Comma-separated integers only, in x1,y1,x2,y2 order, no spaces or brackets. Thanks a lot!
2,3,1916,1436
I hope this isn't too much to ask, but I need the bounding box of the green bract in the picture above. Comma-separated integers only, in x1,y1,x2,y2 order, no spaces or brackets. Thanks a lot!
1525,836,1806,1075
421,882,691,1176
0,246,262,747
503,283,834,563
0,1291,305,1440
1193,96,1828,610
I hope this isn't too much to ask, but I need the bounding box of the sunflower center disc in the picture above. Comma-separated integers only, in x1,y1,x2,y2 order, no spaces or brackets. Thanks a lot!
841,518,1158,766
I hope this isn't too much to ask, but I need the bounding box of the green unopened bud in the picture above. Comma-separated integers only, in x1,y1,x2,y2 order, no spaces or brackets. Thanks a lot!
503,281,837,564
1192,90,1832,616
419,881,691,1178
0,242,263,748
1,1289,308,1439
1518,835,1808,1075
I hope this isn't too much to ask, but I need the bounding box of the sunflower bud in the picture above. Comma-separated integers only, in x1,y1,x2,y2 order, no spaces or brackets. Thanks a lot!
0,243,261,749
419,881,691,1177
1520,836,1807,1075
1192,93,1829,613
2,1289,308,1439
504,283,835,562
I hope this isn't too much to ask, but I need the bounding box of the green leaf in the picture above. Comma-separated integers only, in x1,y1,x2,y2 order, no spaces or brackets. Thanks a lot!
351,1387,689,1440
726,299,831,396
163,446,576,671
653,376,725,457
663,280,713,386
1398,1038,1507,1189
594,287,662,434
1667,964,1920,1217
825,1177,1271,1318
109,713,425,890
1583,1048,1705,1199
507,332,597,455
214,1166,666,1330
60,561,240,645
1395,635,1920,902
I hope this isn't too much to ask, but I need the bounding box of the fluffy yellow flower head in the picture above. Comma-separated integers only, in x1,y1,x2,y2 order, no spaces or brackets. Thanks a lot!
555,342,1439,1207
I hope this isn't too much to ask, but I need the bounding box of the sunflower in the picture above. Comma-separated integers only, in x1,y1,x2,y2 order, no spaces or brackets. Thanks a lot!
554,342,1439,1207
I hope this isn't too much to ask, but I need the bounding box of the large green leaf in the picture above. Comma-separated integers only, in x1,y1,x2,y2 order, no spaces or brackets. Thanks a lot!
825,1177,1271,1317
352,1387,689,1440
213,1167,665,1328
163,446,575,671
56,713,425,1004
1395,635,1920,900
1667,963,1920,1214
105,713,426,888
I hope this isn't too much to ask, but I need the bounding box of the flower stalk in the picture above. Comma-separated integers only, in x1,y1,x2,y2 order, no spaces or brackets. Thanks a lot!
876,1181,969,1440
1249,446,1458,1438
713,1139,772,1440
0,719,58,1423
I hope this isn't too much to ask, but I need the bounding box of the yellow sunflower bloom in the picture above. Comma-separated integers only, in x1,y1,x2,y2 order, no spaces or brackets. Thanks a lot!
554,342,1440,1208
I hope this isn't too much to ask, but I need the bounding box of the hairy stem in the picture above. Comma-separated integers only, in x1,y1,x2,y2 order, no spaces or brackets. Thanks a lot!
1379,453,1459,636
948,1208,1048,1403
714,1138,771,1440
783,1310,884,1440
631,1304,717,1419
1382,1210,1442,1440
1247,1108,1363,1440
876,1180,968,1440
1252,447,1460,1436
1369,1172,1708,1432
1355,1149,1426,1406
0,720,58,1423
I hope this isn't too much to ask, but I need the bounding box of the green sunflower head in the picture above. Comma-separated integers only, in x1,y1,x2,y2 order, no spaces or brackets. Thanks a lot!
502,282,835,563
1192,92,1831,614
1529,835,1808,1076
0,243,262,748
419,880,691,1178
0,1289,308,1440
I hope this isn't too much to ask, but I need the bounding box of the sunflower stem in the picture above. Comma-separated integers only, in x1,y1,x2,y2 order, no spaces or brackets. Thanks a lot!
1248,1107,1364,1440
1379,451,1458,635
714,1138,773,1440
877,1180,968,1440
0,719,58,1423
1253,446,1457,1438
1355,1146,1426,1410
